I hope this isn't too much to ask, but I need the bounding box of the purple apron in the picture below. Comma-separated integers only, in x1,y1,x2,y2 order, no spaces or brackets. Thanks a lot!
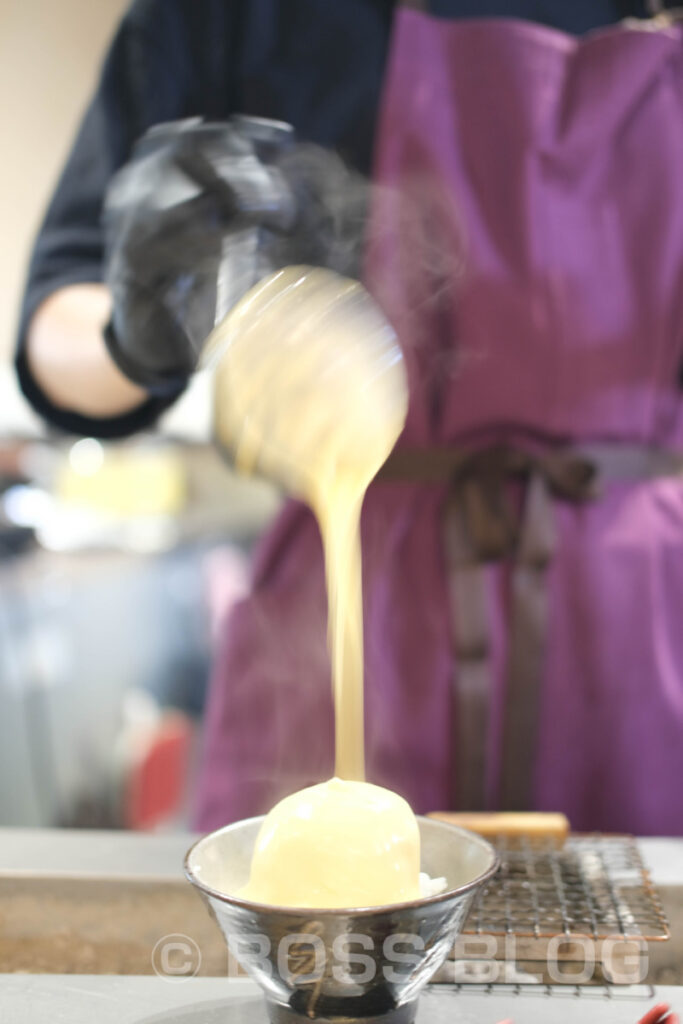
195,7,683,836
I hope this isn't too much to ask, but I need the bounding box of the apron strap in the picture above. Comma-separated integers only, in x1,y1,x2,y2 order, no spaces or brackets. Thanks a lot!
379,441,683,810
497,471,555,810
443,487,492,810
445,447,595,810
380,442,596,810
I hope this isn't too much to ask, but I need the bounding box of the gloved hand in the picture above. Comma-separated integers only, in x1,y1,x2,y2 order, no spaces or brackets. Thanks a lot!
103,115,370,395
103,115,297,393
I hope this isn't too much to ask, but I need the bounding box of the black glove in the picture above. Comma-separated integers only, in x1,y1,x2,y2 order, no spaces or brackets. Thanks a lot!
104,115,370,393
103,116,297,392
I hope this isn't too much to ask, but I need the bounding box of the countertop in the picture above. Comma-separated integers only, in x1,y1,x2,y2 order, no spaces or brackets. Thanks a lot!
0,829,680,1021
0,975,680,1023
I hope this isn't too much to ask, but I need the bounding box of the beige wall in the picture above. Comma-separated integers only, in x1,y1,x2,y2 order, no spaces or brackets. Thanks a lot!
0,0,130,361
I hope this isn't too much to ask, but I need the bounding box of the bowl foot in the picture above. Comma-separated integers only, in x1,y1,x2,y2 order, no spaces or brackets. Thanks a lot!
266,998,418,1024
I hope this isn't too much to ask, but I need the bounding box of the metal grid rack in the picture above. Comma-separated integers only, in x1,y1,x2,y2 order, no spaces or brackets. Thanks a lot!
435,983,657,1001
463,835,669,943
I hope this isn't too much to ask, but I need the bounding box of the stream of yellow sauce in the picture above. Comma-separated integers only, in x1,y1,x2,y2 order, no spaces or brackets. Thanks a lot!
209,267,418,906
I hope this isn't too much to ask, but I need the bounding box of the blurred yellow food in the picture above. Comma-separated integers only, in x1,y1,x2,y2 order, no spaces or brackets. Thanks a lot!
56,442,186,518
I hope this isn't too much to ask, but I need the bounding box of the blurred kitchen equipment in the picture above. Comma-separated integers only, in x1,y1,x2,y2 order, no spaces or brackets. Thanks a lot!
120,703,194,831
186,816,498,1024
55,443,186,519
0,543,212,828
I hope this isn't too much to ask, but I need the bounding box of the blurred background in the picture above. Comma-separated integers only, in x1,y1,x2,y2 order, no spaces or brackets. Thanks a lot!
0,0,281,831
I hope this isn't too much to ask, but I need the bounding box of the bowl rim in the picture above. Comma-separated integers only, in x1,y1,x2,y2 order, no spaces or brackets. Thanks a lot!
184,814,500,917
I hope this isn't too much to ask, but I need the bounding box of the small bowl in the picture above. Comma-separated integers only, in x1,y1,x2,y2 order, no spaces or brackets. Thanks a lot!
186,816,498,1023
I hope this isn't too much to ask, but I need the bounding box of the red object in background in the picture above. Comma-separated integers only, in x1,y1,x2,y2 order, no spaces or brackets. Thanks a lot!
492,1008,681,1024
124,712,193,830
637,1006,680,1024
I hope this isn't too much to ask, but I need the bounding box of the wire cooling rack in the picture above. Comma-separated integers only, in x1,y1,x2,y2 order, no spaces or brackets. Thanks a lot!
463,835,669,943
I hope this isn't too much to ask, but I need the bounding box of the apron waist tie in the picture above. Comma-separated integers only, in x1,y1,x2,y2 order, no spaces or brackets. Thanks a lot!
377,442,683,810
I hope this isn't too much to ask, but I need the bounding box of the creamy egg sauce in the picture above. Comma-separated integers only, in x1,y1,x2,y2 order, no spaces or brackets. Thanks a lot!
209,266,418,907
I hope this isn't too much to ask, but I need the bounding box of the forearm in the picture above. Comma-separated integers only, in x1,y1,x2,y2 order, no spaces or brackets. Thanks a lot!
25,283,148,420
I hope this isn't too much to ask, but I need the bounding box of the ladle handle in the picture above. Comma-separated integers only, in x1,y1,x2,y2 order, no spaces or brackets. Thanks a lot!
428,811,570,841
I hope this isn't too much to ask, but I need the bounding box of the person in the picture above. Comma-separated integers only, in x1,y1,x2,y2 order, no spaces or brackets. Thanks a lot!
17,0,683,835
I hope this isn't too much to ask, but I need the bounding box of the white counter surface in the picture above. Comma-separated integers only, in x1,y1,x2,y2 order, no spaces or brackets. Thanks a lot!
0,826,194,879
0,975,680,1024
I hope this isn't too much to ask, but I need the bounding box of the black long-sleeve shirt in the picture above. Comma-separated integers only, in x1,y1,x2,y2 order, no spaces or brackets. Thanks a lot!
17,0,648,437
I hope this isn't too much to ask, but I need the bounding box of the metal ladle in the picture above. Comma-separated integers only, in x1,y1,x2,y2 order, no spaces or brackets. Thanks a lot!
202,265,408,499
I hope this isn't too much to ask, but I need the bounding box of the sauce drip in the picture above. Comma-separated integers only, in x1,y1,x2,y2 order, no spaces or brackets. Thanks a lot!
209,265,408,782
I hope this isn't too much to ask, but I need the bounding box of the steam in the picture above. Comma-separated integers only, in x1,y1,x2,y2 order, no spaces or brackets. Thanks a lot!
272,142,467,310
267,143,370,279
365,168,468,360
105,120,467,375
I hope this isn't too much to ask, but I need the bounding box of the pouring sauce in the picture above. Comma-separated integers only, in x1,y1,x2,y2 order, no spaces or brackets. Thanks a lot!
208,266,417,907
